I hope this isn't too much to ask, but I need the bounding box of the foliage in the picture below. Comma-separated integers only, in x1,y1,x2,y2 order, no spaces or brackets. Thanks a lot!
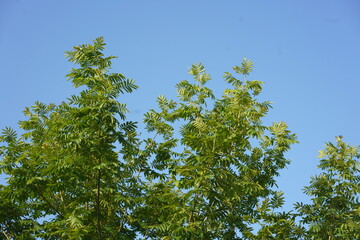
0,38,359,239
137,59,298,239
0,184,36,240
0,37,140,239
295,137,360,240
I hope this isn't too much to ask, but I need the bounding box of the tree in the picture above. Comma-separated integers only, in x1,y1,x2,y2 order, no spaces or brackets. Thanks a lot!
0,37,140,239
1,38,358,240
295,137,360,239
136,60,298,239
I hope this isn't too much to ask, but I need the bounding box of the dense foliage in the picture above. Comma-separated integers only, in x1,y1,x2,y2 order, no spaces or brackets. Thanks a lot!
1,38,359,239
295,137,360,239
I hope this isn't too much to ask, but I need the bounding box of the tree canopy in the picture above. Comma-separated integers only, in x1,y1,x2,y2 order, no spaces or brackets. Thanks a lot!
1,38,359,239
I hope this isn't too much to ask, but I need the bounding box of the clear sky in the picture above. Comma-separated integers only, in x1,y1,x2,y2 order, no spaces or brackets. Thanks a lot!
1,0,359,211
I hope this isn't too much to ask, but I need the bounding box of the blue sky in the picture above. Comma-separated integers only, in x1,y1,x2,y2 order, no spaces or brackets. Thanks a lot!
1,0,359,211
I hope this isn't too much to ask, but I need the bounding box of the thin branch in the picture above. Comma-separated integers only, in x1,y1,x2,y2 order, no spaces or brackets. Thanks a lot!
96,128,103,240
36,188,64,219
96,168,102,239
1,227,12,240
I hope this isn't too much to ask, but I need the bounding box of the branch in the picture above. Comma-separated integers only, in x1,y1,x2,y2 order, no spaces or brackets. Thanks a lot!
96,168,102,239
36,188,64,219
1,227,12,240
